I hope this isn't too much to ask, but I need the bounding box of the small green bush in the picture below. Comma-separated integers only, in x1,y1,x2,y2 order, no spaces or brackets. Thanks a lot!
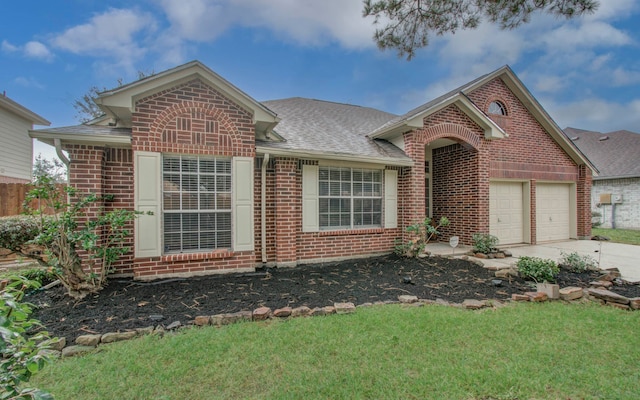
517,256,559,283
1,276,55,399
395,216,450,258
472,233,499,254
20,268,58,287
559,251,597,273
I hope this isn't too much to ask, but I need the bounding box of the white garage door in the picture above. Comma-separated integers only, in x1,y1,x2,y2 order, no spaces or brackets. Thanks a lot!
536,183,571,242
490,182,524,245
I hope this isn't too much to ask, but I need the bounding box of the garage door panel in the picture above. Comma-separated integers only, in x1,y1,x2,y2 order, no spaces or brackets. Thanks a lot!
536,183,570,242
490,182,524,245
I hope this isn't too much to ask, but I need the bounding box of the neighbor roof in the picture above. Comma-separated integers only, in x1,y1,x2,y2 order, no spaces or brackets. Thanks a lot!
0,94,50,126
259,97,412,165
30,125,131,146
564,127,640,179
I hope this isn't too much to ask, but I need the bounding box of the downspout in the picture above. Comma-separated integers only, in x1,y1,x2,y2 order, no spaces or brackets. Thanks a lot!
54,138,70,183
53,138,70,167
261,153,270,264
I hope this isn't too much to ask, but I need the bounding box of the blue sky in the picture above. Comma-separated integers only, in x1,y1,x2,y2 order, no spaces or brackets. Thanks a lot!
2,0,640,161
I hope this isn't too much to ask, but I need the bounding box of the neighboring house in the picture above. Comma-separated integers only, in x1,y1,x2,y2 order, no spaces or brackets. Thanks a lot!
0,93,50,183
564,127,640,230
30,61,594,279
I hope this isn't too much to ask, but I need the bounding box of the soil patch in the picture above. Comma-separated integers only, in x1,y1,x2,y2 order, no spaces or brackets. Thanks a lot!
29,254,638,343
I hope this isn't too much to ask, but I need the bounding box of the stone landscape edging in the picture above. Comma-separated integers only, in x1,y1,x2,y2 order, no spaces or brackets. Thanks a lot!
45,281,640,358
42,255,640,358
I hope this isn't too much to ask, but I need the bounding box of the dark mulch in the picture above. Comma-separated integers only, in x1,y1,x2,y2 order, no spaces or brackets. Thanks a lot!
29,254,639,343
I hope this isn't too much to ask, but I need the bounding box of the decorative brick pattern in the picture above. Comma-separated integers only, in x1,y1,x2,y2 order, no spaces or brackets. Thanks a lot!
403,77,591,245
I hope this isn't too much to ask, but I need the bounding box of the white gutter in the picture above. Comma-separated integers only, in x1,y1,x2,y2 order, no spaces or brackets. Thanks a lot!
255,146,413,167
261,153,270,264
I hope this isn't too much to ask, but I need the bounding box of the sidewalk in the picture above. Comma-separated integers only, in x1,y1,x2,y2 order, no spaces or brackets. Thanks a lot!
426,239,640,283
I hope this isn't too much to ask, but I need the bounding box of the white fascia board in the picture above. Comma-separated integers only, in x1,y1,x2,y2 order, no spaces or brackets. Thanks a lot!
97,61,278,125
255,146,414,167
29,131,131,146
370,92,506,142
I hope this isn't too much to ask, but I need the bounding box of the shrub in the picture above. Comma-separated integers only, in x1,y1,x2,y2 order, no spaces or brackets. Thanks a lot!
472,233,499,254
0,216,42,256
0,276,55,399
20,268,58,287
517,256,559,283
395,216,450,258
559,251,597,273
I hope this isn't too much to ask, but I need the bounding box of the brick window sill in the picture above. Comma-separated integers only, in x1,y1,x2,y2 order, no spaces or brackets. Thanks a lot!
161,250,234,263
318,228,385,237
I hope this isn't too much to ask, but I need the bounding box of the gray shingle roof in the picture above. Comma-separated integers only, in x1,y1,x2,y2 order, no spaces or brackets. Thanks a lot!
369,71,493,137
564,127,640,178
261,97,409,161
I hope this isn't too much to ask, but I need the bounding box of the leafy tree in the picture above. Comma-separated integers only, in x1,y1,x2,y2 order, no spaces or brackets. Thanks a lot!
73,70,155,123
33,154,66,183
363,0,599,59
72,86,105,123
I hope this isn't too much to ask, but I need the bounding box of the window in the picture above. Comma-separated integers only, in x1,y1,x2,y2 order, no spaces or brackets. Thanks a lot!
488,101,507,116
162,155,232,253
318,167,382,229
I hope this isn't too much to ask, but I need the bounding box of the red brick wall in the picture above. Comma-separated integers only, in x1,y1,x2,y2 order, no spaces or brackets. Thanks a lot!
104,148,135,275
431,143,480,244
255,159,400,265
402,76,591,245
274,157,299,264
130,79,256,278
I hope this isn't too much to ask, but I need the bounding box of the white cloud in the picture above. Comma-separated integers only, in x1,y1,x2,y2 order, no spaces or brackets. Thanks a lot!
611,67,640,86
1,39,19,52
545,96,640,132
24,41,53,61
156,0,375,63
13,76,45,89
51,8,157,72
541,21,631,51
534,75,566,93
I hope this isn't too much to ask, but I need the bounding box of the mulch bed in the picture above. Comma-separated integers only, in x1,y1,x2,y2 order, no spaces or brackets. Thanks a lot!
29,254,639,343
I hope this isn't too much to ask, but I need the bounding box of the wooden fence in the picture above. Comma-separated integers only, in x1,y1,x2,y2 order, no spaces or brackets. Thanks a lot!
0,183,65,217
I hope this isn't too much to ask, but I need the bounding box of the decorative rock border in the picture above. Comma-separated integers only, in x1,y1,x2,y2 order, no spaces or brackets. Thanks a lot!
43,265,639,358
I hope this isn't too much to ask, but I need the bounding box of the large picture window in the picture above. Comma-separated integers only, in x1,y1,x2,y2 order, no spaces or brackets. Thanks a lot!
318,167,382,230
162,155,232,253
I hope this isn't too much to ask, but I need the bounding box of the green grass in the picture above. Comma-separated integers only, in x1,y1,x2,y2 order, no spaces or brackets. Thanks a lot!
32,302,640,399
592,227,640,245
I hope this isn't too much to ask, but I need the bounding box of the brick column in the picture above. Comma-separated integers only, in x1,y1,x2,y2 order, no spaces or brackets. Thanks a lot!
65,145,106,273
274,157,298,265
400,132,425,241
576,164,593,239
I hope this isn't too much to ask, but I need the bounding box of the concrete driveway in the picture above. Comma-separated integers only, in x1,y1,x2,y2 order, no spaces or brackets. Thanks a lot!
427,240,640,283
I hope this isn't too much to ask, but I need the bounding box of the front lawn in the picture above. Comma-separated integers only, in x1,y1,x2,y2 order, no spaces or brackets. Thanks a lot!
592,227,640,245
33,302,640,399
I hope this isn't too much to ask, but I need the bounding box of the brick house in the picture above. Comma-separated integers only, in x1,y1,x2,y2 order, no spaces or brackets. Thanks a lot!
31,61,594,279
564,127,640,229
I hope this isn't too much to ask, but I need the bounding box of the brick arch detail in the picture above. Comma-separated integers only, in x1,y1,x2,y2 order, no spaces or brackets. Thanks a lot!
417,123,481,150
149,102,241,150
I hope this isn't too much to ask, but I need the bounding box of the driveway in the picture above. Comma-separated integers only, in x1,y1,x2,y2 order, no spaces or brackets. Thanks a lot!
427,240,640,283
